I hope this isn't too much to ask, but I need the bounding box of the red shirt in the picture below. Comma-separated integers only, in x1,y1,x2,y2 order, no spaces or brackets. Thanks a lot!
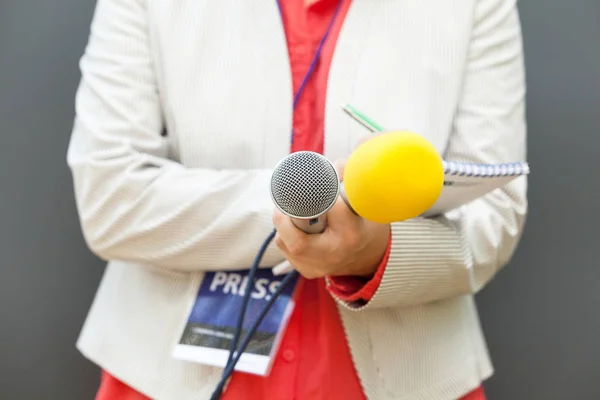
96,0,486,399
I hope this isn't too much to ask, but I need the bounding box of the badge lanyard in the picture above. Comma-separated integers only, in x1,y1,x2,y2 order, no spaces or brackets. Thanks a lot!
275,0,345,146
211,3,346,398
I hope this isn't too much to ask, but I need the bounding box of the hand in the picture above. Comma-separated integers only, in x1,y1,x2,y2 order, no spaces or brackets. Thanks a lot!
272,159,390,279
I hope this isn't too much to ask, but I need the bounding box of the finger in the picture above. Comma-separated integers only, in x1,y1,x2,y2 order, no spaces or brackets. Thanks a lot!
327,196,361,227
334,159,346,182
334,197,366,244
273,231,288,252
271,253,322,279
272,209,311,256
309,197,362,254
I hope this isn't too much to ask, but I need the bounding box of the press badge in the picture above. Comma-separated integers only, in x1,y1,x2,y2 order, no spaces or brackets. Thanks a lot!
172,268,299,376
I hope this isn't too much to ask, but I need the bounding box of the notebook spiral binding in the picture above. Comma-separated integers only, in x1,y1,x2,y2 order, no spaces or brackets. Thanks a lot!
443,160,530,177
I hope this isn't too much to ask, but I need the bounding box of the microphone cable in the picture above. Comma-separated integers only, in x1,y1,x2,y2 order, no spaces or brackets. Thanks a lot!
210,229,298,400
210,1,343,396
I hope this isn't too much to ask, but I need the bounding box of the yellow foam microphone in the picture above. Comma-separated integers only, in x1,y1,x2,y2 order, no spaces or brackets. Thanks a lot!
342,130,445,224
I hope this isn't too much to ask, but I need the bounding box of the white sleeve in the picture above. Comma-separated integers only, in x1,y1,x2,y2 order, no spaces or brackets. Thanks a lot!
332,0,528,310
67,0,282,272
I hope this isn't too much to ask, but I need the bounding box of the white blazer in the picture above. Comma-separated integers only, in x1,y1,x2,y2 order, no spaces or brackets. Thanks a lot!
67,0,527,399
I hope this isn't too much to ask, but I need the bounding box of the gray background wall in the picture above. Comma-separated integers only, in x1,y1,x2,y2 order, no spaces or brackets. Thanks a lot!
0,0,598,399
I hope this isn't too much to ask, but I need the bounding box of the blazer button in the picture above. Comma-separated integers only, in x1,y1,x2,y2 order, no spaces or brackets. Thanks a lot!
282,349,295,362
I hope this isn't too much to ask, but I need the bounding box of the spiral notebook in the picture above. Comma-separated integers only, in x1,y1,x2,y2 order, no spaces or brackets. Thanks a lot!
173,268,299,376
422,160,529,217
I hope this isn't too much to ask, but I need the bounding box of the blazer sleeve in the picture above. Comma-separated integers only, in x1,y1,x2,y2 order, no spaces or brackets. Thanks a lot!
330,0,528,310
66,0,283,272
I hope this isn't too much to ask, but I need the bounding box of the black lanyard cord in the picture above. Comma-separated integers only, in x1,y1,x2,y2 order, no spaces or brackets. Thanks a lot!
211,1,344,398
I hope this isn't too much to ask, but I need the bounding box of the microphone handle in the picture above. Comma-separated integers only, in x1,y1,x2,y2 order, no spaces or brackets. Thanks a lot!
290,184,358,234
339,182,358,215
291,216,328,234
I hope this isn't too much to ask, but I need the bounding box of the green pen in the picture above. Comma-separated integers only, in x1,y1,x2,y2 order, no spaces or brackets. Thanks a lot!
341,103,384,133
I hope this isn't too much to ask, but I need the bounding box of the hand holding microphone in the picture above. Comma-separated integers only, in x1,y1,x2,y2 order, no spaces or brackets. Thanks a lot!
272,187,390,279
271,130,445,279
270,150,389,278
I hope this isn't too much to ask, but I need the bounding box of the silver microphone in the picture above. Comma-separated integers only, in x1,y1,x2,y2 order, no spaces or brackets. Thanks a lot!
270,151,340,234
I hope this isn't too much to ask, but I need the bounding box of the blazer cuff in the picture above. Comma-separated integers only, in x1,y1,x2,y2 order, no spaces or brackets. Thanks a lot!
332,216,473,311
326,236,391,303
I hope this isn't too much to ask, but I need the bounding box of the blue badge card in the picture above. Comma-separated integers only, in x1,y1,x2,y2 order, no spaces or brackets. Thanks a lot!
173,268,299,376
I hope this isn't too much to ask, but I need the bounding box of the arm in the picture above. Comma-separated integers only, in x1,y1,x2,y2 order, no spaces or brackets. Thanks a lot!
330,0,528,309
67,0,282,272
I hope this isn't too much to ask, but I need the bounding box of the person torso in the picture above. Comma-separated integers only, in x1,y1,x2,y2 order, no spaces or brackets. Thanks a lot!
77,1,494,399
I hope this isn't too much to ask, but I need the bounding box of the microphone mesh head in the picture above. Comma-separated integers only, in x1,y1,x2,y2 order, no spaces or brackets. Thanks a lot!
271,151,339,219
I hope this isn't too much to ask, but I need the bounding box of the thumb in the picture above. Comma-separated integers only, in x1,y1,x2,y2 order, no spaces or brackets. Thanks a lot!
334,159,346,182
